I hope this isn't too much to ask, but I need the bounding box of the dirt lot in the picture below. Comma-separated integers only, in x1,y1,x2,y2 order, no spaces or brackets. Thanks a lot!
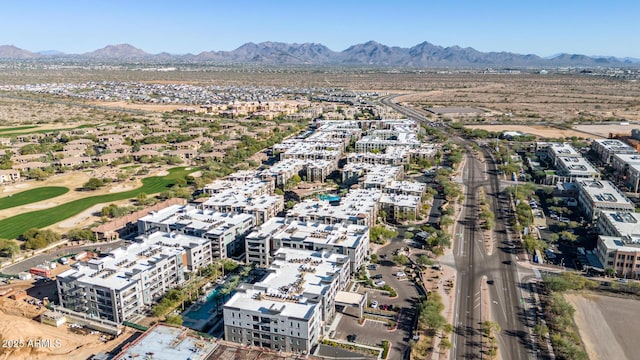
0,296,136,360
573,123,638,138
565,293,640,360
463,124,606,139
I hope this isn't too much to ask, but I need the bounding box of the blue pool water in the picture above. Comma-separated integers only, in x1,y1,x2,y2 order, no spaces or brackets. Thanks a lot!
183,287,235,322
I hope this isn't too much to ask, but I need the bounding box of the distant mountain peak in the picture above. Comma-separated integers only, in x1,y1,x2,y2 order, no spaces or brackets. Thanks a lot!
0,45,36,59
83,43,149,58
0,41,631,66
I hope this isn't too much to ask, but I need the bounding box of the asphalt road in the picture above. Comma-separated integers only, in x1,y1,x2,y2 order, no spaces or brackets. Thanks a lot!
384,97,534,360
1,241,124,275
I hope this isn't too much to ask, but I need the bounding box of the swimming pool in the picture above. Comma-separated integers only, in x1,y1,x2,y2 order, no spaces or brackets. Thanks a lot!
182,287,234,323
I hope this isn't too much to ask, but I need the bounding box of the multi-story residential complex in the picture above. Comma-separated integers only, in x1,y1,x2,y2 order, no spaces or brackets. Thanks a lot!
262,158,305,187
56,237,187,323
596,235,640,278
202,192,284,226
346,146,410,166
355,131,420,152
279,142,343,162
379,193,422,221
223,248,350,354
138,231,213,272
385,180,426,197
203,177,274,197
138,205,255,259
245,217,369,272
577,179,635,221
591,138,637,164
341,163,403,186
287,189,381,227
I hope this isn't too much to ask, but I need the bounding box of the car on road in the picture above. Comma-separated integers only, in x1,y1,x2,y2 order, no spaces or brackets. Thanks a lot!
503,260,512,265
375,280,386,287
487,279,495,285
347,334,357,342
370,300,379,309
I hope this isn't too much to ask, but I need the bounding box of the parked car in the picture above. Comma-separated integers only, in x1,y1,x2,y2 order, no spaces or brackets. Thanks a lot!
395,271,406,278
370,300,379,309
371,274,383,280
375,280,386,287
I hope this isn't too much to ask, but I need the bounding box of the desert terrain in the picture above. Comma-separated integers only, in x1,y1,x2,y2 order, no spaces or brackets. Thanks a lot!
565,293,639,360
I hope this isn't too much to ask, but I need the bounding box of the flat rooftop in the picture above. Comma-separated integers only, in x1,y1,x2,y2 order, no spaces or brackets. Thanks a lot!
577,179,633,207
113,324,217,360
272,219,368,250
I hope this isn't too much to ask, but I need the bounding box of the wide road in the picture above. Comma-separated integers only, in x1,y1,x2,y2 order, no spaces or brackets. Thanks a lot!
384,96,533,360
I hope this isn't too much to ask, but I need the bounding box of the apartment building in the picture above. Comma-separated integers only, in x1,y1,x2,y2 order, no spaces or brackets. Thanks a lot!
379,193,422,221
591,139,637,164
203,177,274,197
287,189,381,227
341,163,403,186
202,192,284,226
138,205,255,259
245,217,368,272
346,146,410,166
56,238,186,323
223,248,350,353
577,179,635,221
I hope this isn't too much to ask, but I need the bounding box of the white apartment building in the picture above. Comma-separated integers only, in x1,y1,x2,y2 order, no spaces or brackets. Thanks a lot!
536,142,580,165
627,164,640,193
261,158,305,187
202,192,284,226
385,180,426,197
136,231,213,272
203,177,274,197
355,132,420,152
379,193,422,221
56,239,186,323
346,146,410,166
610,153,640,175
577,179,635,221
341,163,403,186
246,217,369,272
591,138,637,164
223,248,350,354
138,205,255,259
287,188,382,227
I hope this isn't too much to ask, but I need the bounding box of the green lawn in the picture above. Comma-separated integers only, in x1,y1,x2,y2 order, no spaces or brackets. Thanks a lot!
0,167,194,239
0,186,69,210
0,125,38,133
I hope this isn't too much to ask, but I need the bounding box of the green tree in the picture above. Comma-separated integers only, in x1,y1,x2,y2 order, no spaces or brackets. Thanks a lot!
83,177,104,190
165,314,183,326
66,228,95,242
392,254,410,266
0,239,19,257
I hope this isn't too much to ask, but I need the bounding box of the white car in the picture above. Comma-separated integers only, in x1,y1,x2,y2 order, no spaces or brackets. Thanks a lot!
395,271,406,278
370,300,379,309
375,280,386,287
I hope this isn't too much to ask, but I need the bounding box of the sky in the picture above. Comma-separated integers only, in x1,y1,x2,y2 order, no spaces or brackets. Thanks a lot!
1,0,639,58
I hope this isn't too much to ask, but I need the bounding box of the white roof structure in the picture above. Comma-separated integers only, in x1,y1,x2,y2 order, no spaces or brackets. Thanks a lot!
57,238,185,291
577,179,633,208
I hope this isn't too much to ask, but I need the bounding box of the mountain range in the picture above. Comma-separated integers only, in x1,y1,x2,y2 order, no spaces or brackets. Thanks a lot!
0,41,637,67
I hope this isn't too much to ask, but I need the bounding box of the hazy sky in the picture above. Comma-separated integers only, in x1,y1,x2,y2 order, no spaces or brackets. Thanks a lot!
1,0,638,57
